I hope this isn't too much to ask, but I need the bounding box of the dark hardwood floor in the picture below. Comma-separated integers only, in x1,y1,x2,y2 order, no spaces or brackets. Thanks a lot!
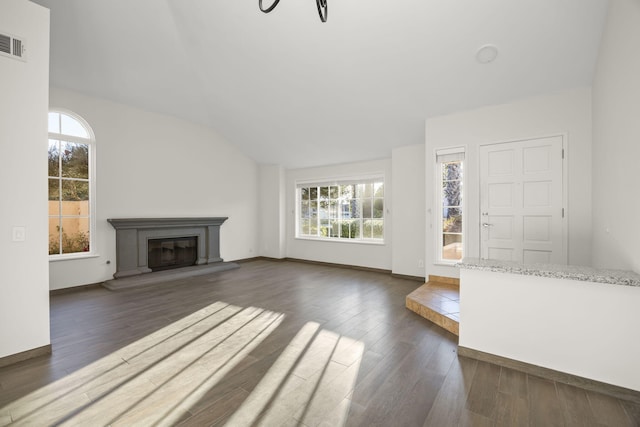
0,259,638,426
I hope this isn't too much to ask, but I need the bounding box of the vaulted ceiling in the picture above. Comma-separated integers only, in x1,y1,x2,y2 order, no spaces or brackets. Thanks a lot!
32,0,609,168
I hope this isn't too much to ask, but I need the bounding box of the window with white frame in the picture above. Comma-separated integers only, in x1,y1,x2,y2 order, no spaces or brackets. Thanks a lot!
296,177,384,242
436,148,464,263
48,110,95,257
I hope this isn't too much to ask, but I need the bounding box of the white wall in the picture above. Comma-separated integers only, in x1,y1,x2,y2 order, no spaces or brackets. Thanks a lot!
391,144,426,278
0,0,50,358
49,88,259,290
425,88,593,278
285,159,392,270
258,164,286,259
592,0,640,273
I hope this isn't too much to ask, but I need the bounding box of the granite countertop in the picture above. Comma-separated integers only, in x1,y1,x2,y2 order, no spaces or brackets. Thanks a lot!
457,258,640,287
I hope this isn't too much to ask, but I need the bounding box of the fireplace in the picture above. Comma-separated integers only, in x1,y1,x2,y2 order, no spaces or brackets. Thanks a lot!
107,217,228,279
148,236,198,272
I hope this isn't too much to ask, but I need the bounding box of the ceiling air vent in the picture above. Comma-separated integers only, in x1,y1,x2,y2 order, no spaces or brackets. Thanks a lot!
0,32,26,62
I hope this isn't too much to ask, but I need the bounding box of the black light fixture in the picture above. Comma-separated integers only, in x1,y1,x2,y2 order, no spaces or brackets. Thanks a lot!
259,0,328,23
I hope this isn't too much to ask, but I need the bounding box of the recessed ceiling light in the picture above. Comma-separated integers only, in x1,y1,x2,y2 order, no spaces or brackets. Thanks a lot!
476,44,498,64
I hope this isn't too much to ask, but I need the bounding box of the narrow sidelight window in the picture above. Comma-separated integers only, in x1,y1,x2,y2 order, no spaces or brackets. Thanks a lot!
436,148,464,263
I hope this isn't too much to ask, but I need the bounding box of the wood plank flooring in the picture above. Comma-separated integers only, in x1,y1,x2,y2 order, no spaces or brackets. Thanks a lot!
0,259,638,426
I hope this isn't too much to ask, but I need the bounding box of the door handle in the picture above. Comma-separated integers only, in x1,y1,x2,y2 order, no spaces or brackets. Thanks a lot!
482,223,493,227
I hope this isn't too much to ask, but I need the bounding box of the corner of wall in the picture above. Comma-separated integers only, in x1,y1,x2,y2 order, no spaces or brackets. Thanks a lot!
0,0,51,359
591,0,640,272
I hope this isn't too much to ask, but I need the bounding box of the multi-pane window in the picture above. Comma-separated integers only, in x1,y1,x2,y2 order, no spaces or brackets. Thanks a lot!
48,111,94,256
297,179,384,242
437,148,464,262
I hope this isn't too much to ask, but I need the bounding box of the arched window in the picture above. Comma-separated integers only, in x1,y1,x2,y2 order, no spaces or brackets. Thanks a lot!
48,110,95,257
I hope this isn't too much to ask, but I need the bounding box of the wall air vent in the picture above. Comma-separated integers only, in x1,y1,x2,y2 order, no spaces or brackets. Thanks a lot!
0,34,10,54
0,32,26,62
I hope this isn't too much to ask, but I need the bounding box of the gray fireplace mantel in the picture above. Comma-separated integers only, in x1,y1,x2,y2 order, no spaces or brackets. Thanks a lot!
107,217,228,279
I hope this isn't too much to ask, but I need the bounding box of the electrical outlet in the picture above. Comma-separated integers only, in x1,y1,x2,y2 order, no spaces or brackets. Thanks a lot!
417,259,424,268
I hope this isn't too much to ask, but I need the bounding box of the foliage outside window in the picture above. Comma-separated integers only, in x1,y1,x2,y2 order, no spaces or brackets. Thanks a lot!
437,148,464,263
297,179,384,242
48,111,94,256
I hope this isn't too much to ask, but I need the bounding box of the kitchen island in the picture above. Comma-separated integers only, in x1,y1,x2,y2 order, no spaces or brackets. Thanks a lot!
457,258,640,399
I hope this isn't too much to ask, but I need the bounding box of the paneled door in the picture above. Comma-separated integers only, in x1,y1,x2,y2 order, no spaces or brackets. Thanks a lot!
480,136,565,264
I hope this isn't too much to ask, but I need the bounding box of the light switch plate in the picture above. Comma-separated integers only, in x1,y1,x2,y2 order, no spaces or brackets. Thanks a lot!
12,226,26,242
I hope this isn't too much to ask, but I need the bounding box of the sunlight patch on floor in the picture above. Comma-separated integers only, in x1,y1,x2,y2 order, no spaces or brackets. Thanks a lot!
225,321,365,427
1,301,284,426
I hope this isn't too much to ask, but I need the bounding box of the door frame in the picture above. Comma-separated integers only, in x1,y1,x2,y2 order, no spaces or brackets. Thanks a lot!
477,133,568,264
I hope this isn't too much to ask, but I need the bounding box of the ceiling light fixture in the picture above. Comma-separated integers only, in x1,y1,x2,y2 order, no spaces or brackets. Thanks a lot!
259,0,328,23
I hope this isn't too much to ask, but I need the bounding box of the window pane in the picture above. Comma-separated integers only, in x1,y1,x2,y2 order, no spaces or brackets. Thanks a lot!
363,220,373,239
351,220,359,238
339,202,349,219
329,186,339,199
442,180,461,206
300,218,310,235
309,202,318,220
309,220,318,236
48,178,60,201
48,112,60,134
319,186,329,201
61,217,90,254
48,140,59,177
372,219,384,239
374,182,384,197
319,220,329,237
310,187,318,200
373,198,384,218
350,200,361,219
340,185,354,199
61,142,89,179
357,183,373,198
319,201,329,219
49,217,60,255
61,114,89,139
49,179,60,215
362,199,373,219
62,180,89,202
443,234,462,260
443,208,462,233
329,201,338,219
328,220,339,237
301,187,310,201
301,200,310,218
48,201,60,217
442,162,462,181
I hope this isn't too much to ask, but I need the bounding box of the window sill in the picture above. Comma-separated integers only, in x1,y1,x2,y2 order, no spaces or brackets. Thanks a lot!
49,253,100,262
295,237,385,246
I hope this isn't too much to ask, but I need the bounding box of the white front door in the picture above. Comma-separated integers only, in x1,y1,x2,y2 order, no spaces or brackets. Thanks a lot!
480,136,565,264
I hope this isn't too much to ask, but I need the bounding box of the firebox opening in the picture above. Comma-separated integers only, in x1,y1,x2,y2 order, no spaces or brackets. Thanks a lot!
148,236,197,272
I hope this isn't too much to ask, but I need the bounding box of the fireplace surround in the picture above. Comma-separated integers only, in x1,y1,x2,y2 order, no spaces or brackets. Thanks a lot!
107,217,228,278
